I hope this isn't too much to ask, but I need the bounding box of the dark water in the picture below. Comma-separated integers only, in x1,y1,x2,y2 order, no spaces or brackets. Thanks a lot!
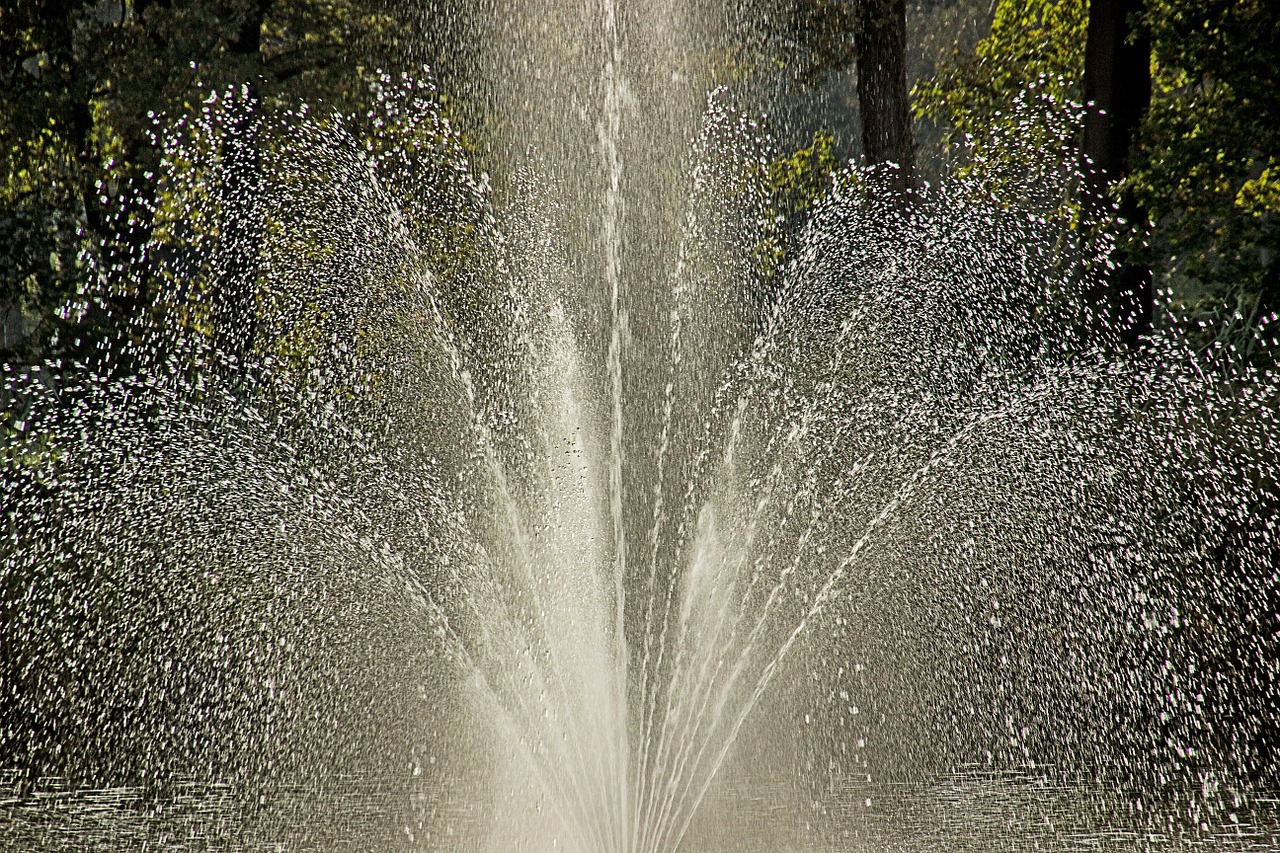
5,769,1276,852
0,771,441,852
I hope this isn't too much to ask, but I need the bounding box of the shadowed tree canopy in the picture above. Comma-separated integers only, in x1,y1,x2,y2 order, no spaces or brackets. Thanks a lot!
1132,0,1280,360
915,0,1279,363
0,0,411,364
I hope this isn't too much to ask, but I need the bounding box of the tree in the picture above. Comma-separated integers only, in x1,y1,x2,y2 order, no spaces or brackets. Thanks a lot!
0,0,411,367
1082,0,1152,344
912,0,1087,181
1,0,152,359
761,0,917,185
915,0,1279,362
213,0,270,362
1129,0,1280,364
855,0,917,188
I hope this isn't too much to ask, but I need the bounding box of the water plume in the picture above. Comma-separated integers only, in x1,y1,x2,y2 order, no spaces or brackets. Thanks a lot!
3,6,1279,853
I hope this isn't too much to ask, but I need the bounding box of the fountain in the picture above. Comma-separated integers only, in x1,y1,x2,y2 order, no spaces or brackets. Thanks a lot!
3,1,1279,851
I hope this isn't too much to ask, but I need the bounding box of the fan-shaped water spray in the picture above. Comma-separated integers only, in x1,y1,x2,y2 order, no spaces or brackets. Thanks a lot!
3,3,1279,852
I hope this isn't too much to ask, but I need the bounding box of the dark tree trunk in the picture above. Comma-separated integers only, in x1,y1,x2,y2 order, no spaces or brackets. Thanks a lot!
215,90,263,361
854,0,916,191
215,0,271,363
1083,0,1152,346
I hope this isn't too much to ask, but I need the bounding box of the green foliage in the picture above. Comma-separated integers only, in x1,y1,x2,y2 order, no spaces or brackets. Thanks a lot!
0,0,415,363
1129,0,1280,350
757,129,839,274
912,0,1088,244
913,0,1085,132
915,0,1280,359
767,129,838,218
1,408,62,488
912,0,1086,190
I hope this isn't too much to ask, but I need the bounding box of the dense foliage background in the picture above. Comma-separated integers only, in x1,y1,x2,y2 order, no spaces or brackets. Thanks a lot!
4,0,1277,368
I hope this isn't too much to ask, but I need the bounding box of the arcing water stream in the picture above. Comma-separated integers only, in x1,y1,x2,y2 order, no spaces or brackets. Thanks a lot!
3,2,1279,852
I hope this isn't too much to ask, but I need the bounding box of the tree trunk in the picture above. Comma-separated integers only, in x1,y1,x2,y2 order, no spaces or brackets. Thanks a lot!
215,90,263,362
215,0,271,363
854,0,916,192
1083,0,1152,346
